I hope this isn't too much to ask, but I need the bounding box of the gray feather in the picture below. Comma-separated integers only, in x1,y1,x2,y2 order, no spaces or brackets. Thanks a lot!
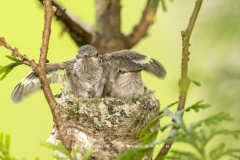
100,50,167,79
11,62,72,103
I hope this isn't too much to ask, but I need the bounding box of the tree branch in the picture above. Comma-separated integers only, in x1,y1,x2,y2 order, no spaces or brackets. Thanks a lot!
38,0,64,136
155,0,203,159
38,0,92,47
1,0,69,151
0,38,38,69
125,0,160,48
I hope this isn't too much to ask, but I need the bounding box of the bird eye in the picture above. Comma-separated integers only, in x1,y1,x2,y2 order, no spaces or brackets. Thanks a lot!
96,53,98,57
118,70,125,74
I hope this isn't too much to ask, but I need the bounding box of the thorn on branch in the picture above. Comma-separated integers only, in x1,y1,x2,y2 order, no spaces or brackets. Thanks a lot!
0,37,38,69
52,6,57,14
12,48,18,57
0,37,6,47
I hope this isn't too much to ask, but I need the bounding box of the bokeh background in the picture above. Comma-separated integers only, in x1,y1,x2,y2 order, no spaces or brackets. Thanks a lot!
0,0,239,159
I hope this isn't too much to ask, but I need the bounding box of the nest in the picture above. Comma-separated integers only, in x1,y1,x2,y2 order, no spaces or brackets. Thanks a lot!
47,83,160,160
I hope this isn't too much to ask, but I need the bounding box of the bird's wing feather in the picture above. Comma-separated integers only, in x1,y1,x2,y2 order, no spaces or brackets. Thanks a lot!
100,50,166,78
11,59,76,103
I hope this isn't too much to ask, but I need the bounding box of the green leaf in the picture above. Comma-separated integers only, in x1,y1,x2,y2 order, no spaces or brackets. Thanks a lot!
0,61,23,81
140,118,159,138
208,129,240,141
5,134,10,151
117,147,152,160
117,148,138,160
5,55,20,62
41,141,72,158
82,150,92,160
190,79,201,86
165,150,200,160
140,101,178,137
188,112,234,132
166,101,179,109
142,123,177,145
0,55,25,81
141,130,158,145
184,100,211,113
209,143,240,160
161,0,167,12
0,133,3,147
0,66,7,76
0,67,13,81
204,112,234,126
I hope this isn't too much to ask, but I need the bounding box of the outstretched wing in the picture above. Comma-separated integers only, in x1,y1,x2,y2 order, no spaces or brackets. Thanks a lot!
11,60,75,103
99,50,166,78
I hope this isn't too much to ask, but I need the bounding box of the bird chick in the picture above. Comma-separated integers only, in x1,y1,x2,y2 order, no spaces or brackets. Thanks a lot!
100,50,166,99
11,45,106,103
107,62,145,99
11,46,166,103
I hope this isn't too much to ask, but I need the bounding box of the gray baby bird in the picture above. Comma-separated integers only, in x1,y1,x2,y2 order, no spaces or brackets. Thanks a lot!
11,45,106,103
104,62,145,99
11,46,166,102
101,50,166,99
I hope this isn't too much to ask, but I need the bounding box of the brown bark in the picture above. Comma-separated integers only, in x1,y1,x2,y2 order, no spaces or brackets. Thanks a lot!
38,0,62,139
156,0,203,159
92,0,126,54
39,0,92,47
126,0,160,48
1,0,71,151
38,0,161,54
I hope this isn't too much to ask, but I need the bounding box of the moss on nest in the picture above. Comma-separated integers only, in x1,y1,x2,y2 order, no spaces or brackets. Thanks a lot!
58,83,160,139
50,83,160,160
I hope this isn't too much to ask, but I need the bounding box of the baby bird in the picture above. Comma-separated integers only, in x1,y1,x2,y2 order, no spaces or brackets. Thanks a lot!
11,46,166,102
100,50,166,99
11,45,106,103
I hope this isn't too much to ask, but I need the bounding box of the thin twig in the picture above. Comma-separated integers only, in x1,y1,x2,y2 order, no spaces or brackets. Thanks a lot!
38,0,63,131
38,1,69,151
125,0,160,48
0,37,38,69
38,0,92,47
155,0,203,159
1,0,68,151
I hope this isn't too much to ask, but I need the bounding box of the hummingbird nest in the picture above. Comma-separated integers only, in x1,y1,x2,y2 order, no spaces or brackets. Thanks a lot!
47,83,160,160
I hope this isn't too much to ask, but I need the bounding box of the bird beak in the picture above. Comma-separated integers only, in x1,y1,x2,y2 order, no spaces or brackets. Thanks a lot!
130,68,143,73
84,56,92,60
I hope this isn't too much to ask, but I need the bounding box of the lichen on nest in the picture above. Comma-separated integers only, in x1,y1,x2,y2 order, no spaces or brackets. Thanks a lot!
48,82,160,160
57,82,160,139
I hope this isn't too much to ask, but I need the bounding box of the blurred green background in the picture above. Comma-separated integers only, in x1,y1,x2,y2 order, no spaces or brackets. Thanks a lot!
0,0,239,159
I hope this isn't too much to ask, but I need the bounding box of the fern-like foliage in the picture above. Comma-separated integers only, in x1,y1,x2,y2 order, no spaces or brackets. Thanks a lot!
0,133,14,160
160,0,175,12
0,55,23,81
184,100,210,112
0,133,92,160
41,142,92,160
164,150,199,160
139,101,178,138
117,100,240,160
0,133,39,160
